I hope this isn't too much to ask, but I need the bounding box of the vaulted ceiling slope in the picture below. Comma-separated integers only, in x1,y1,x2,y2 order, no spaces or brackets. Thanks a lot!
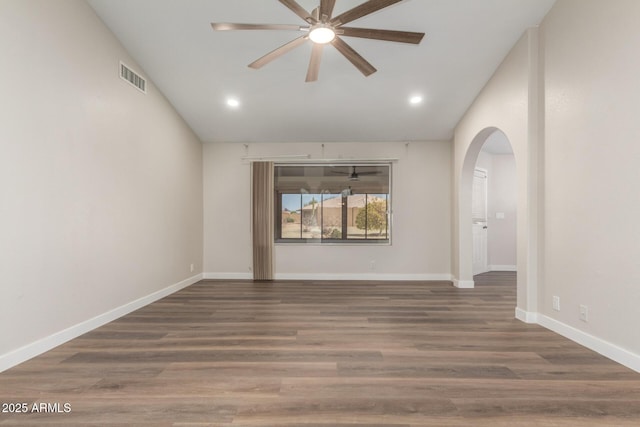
87,0,555,143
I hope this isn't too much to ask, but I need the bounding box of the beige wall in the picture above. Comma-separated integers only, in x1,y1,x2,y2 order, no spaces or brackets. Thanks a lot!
454,0,640,369
0,0,203,369
540,0,640,357
203,141,451,279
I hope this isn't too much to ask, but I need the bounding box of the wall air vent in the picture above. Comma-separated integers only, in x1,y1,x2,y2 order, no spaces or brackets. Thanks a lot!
119,61,146,93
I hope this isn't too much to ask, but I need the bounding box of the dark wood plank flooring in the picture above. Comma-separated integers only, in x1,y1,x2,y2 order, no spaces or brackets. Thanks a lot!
1,272,640,426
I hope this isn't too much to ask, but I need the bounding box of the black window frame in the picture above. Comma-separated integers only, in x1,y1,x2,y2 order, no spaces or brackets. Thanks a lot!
274,163,391,245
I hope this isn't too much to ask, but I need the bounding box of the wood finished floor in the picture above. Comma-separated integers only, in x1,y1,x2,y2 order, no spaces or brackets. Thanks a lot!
1,272,640,426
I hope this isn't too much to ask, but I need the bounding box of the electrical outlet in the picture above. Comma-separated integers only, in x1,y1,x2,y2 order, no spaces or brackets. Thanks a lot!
370,260,376,271
190,263,194,273
552,296,560,311
579,304,588,322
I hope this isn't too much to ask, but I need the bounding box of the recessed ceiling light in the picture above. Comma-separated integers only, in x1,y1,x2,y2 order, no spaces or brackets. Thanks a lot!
226,98,240,108
409,95,423,105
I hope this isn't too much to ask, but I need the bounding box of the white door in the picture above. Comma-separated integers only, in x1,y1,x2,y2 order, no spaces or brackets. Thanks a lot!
472,169,488,275
472,223,488,275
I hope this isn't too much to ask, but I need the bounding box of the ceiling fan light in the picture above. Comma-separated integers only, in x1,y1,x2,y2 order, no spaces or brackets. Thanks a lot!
409,95,423,105
309,26,335,44
226,97,240,108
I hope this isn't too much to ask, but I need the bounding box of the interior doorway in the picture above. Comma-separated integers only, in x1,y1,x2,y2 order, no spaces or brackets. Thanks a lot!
462,128,517,285
457,125,540,320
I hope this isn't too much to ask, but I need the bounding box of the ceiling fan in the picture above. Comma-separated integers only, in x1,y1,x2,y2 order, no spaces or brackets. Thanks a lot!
211,0,425,82
332,166,381,181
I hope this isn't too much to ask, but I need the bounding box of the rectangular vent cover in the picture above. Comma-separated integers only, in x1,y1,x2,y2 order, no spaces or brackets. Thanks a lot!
120,62,146,93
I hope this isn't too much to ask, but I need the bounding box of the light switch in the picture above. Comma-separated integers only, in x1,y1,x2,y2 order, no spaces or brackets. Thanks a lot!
496,212,505,219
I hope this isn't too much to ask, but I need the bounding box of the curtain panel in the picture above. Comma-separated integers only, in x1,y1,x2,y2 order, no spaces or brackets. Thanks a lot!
251,161,274,280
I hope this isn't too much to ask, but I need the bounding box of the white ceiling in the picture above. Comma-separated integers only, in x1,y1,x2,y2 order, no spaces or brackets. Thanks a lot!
87,0,555,144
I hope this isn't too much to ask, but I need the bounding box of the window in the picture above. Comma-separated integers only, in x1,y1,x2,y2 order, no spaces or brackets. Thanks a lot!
275,164,391,244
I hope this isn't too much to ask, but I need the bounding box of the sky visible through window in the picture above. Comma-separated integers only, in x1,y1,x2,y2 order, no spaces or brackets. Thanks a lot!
281,194,301,212
282,193,388,212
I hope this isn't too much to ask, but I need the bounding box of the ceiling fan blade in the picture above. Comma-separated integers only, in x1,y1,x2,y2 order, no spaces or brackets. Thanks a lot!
278,0,316,24
320,0,337,20
331,37,376,77
340,27,424,44
331,0,402,26
211,23,307,31
248,36,308,69
305,43,323,82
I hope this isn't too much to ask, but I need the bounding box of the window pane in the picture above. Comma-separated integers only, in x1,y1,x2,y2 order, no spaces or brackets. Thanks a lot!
347,194,389,239
301,194,322,239
321,193,342,239
366,194,388,239
281,194,301,238
346,194,367,239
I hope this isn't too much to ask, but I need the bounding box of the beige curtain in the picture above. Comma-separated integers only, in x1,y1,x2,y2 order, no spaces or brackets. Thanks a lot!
251,161,274,280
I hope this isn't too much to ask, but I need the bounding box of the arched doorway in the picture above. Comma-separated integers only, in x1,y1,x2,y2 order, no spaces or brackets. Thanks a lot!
455,125,540,323
471,131,517,277
458,127,517,287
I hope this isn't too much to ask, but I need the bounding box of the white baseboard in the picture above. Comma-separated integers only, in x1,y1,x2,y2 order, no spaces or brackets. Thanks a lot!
452,279,474,288
489,265,517,271
204,272,453,282
537,314,640,373
202,272,253,280
515,307,538,323
0,273,203,373
274,273,453,281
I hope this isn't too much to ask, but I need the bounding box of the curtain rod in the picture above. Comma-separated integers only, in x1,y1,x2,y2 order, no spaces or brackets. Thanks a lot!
241,154,311,161
241,156,399,163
